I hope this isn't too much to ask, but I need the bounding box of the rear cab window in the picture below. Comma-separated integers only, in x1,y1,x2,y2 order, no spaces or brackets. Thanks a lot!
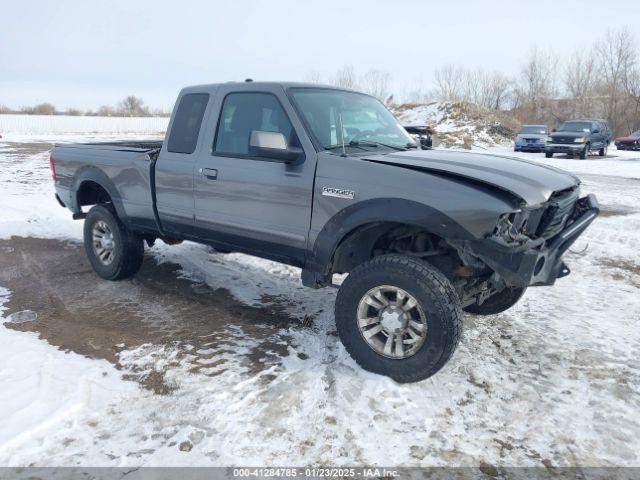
167,93,210,154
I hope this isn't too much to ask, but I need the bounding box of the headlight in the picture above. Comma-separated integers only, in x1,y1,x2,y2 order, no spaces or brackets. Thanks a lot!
493,210,530,244
574,137,587,143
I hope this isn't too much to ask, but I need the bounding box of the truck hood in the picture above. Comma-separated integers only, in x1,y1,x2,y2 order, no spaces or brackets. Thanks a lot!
362,149,579,205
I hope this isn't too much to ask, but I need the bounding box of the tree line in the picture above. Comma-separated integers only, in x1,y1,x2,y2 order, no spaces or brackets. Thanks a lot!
0,96,170,117
307,27,640,136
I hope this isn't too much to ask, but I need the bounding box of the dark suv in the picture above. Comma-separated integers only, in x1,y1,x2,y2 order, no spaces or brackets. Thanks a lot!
545,119,611,159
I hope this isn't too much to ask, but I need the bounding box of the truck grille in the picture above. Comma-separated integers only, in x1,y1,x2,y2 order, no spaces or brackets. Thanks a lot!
553,137,576,144
536,187,579,238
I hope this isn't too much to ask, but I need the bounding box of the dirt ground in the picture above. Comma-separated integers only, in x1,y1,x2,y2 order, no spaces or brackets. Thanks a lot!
0,237,305,394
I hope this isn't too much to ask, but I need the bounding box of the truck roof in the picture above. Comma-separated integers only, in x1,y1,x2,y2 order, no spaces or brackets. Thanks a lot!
565,118,609,123
180,81,354,95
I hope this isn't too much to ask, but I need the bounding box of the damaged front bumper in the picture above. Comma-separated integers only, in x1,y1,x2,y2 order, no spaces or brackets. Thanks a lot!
465,194,599,287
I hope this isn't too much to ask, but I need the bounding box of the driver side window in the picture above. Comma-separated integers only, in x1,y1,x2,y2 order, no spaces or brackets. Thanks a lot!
213,93,299,156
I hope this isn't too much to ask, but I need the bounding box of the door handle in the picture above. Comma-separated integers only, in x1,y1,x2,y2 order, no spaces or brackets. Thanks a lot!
200,168,218,180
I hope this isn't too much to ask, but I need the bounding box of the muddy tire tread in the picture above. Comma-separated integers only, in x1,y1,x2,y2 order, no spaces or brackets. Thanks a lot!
83,205,144,281
335,254,462,383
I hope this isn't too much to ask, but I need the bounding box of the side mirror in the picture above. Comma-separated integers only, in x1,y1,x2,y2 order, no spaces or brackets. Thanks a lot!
551,128,557,133
249,131,302,163
592,129,600,134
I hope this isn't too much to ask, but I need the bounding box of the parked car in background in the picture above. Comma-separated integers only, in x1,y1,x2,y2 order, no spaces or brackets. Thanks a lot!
614,130,640,150
403,125,433,149
545,119,611,159
514,125,548,152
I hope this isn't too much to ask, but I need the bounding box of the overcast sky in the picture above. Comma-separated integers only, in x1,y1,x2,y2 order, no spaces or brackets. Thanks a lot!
1,0,638,111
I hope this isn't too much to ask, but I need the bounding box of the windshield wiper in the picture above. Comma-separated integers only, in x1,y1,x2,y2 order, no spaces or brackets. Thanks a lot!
324,143,368,152
347,140,412,151
324,140,417,152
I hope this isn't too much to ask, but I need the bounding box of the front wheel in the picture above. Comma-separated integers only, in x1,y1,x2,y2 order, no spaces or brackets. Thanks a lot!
334,255,462,383
579,144,589,159
83,205,144,280
463,286,526,315
545,151,553,158
599,145,607,156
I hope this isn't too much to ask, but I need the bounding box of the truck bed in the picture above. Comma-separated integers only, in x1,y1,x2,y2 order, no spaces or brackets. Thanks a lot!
51,140,164,231
56,140,163,152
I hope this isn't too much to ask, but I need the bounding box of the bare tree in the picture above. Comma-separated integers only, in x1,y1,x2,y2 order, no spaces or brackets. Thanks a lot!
334,65,358,89
360,69,392,100
31,103,56,115
564,51,597,118
515,47,559,123
0,104,11,114
118,96,149,117
305,70,323,84
433,66,512,110
461,68,483,106
65,108,83,116
594,28,638,135
434,65,465,102
97,105,116,117
622,63,640,133
482,71,513,110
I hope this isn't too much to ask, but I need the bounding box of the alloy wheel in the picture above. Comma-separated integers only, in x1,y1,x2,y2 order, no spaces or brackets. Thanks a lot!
92,220,116,265
356,285,428,359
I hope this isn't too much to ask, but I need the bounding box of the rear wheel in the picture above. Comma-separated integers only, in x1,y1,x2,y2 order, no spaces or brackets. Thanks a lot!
334,255,462,383
545,151,553,158
599,145,607,156
83,205,144,280
463,286,526,315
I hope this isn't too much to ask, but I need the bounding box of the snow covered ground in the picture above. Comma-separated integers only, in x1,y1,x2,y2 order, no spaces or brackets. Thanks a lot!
0,134,639,468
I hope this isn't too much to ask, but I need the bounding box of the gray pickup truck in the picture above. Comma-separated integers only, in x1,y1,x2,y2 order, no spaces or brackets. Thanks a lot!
50,81,599,382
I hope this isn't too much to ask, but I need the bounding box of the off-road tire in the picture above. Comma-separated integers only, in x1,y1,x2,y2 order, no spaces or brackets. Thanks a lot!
599,145,607,156
545,152,553,158
83,205,144,280
334,255,463,383
579,144,589,159
463,286,526,315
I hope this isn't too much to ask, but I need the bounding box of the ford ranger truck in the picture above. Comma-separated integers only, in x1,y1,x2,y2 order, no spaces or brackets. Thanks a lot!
50,82,599,383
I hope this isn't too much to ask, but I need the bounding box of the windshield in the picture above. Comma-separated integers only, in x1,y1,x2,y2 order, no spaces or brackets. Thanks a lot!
631,131,640,138
519,126,547,135
290,88,416,151
558,121,592,133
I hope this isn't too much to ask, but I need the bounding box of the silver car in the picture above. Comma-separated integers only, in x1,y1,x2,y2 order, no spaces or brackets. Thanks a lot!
514,125,549,152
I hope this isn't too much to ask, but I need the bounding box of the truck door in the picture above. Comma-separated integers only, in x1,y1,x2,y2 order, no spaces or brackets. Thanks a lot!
154,92,210,234
193,85,316,266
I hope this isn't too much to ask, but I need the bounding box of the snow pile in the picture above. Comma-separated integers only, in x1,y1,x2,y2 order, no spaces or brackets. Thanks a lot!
393,102,519,148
